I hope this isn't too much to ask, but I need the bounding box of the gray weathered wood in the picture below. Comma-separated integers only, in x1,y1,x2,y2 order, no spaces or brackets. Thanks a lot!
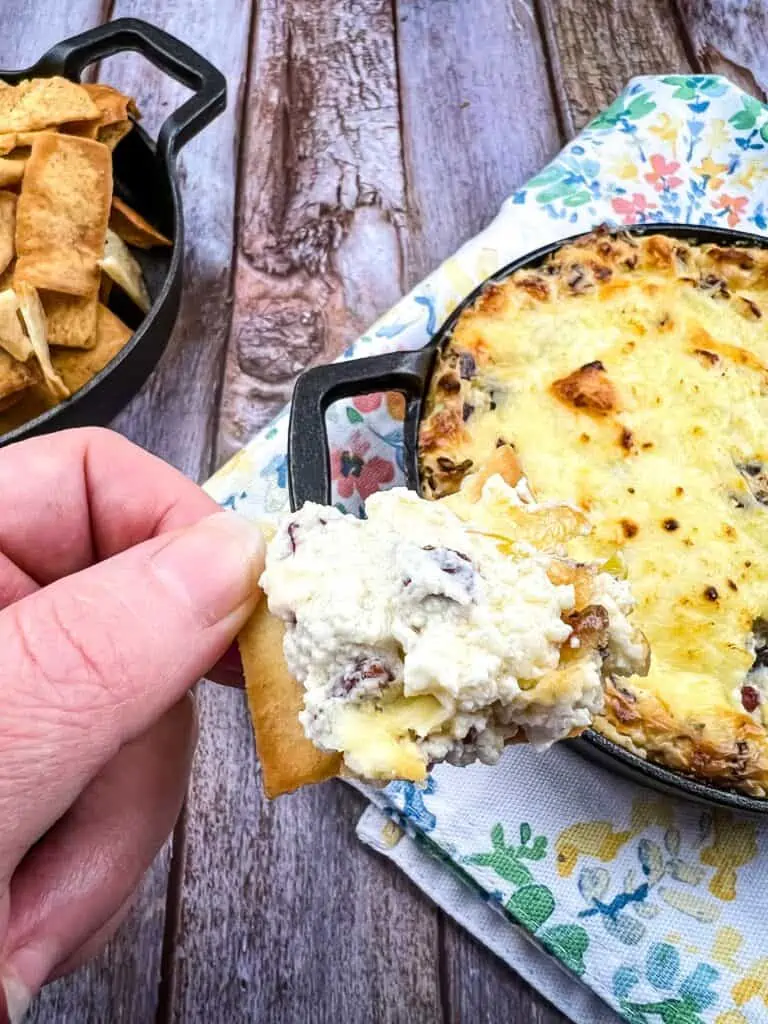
539,0,692,134
394,0,562,283
0,10,178,1023
216,0,408,461
393,3,569,1020
679,0,768,98
179,3,443,1023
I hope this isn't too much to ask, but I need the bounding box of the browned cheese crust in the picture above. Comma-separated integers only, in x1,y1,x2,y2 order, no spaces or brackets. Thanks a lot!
419,227,768,796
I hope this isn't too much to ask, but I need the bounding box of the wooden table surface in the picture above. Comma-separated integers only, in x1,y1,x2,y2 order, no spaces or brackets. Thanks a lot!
3,2,767,1021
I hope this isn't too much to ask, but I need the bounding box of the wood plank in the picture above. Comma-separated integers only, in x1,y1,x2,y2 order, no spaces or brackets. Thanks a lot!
0,12,177,1024
441,921,570,1024
7,0,250,1019
217,0,408,461
394,0,562,286
538,0,693,134
393,3,571,1018
678,0,768,98
185,3,442,1023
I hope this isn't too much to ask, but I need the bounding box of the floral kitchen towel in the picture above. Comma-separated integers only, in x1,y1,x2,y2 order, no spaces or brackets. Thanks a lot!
207,76,768,1024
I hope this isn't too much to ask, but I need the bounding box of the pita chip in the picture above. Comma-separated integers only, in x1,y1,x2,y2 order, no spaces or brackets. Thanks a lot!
97,120,133,151
63,83,137,143
42,290,98,349
110,196,171,248
0,346,36,405
0,192,15,275
0,77,98,133
0,153,26,188
100,228,150,312
15,133,112,296
50,303,131,392
15,281,68,398
239,600,341,798
0,134,16,156
0,289,31,362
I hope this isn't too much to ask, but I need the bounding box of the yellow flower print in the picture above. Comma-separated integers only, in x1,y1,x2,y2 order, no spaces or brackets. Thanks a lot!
735,158,768,190
555,821,634,877
608,156,639,181
649,112,682,155
692,154,729,189
713,926,744,971
715,1012,749,1024
699,811,758,900
705,118,730,150
733,957,768,1008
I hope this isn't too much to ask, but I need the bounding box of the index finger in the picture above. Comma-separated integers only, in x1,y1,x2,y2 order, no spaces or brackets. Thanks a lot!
0,427,218,586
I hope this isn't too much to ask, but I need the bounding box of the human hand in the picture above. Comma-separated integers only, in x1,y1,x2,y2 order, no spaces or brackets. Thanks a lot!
0,429,264,1022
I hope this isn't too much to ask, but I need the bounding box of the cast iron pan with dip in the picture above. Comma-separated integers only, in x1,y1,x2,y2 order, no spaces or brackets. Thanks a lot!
0,18,226,446
287,221,768,816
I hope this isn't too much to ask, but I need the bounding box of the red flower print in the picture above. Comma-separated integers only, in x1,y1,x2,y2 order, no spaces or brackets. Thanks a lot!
712,193,748,228
330,431,395,500
611,193,657,225
353,394,383,413
643,153,682,193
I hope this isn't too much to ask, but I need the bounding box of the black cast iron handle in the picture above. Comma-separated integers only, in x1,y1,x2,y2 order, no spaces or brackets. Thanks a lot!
24,18,226,165
288,347,435,511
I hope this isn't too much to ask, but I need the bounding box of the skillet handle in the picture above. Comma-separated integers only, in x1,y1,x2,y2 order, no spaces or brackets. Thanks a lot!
288,348,435,511
31,17,226,165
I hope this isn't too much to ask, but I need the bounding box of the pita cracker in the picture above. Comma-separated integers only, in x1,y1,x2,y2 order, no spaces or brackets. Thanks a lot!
0,192,15,275
100,228,150,312
0,77,98,133
63,84,137,141
50,303,131,391
42,290,98,349
15,282,68,398
97,120,132,151
110,196,172,249
0,383,52,432
0,289,31,361
239,600,341,798
0,134,16,155
0,346,36,404
15,133,112,296
0,154,26,188
16,128,58,146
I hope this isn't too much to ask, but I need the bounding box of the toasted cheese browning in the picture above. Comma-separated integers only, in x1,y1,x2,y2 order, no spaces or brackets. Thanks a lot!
420,229,768,795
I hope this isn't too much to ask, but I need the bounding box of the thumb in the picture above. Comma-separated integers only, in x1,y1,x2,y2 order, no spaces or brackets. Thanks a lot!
0,510,264,875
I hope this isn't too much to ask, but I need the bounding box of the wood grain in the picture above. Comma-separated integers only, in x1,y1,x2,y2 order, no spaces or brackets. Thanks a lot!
539,0,692,134
393,6,568,1020
394,0,562,284
441,922,570,1024
217,0,407,461
181,3,443,1023
0,11,180,1023
678,0,768,98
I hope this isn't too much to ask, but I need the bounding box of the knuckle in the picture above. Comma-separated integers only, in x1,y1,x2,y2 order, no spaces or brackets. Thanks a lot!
6,586,124,720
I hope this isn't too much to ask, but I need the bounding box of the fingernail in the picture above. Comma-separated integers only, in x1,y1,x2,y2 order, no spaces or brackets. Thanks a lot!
150,512,265,627
1,971,31,1024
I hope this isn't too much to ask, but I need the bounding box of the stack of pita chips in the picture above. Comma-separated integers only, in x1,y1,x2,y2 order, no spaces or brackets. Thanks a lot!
0,76,171,434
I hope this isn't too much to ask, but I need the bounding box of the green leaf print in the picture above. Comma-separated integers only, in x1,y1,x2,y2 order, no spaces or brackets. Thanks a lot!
625,93,656,119
506,884,555,931
491,822,505,848
619,997,704,1024
346,406,363,424
526,165,565,188
661,76,698,101
562,190,592,207
466,851,533,886
589,95,628,129
760,121,768,143
519,822,532,845
534,181,576,205
730,95,764,130
539,924,589,976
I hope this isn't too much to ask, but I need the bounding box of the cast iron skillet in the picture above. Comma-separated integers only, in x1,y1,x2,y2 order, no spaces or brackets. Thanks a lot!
0,18,226,446
288,221,768,815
